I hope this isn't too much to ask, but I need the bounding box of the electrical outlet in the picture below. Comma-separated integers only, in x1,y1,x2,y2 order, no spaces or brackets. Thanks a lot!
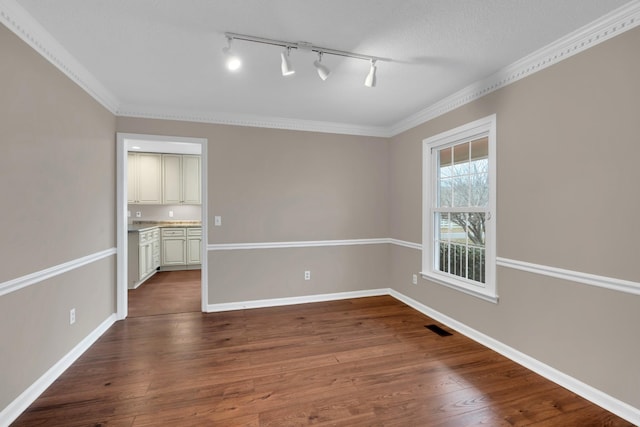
214,216,222,226
69,308,76,325
412,274,418,285
169,210,174,218
304,270,311,281
135,211,142,218
127,210,131,218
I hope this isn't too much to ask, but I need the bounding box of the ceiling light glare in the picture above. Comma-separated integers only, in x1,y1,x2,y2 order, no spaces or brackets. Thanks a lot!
281,47,295,76
226,55,242,71
313,52,331,81
364,60,377,88
222,38,242,71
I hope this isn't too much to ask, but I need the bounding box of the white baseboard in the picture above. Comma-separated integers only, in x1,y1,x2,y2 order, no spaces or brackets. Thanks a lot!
206,288,391,312
0,314,117,427
388,289,640,426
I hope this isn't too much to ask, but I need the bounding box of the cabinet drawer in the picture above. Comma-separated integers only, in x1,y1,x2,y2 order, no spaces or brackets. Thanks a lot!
139,228,159,244
162,228,186,238
187,227,202,237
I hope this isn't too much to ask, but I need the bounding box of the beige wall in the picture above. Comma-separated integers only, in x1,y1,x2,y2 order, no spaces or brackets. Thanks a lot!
210,245,389,304
116,117,390,304
0,25,116,410
389,26,640,408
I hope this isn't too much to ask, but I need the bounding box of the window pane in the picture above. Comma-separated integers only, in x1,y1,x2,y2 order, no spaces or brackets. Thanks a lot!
466,212,486,245
438,147,452,178
435,211,486,284
452,142,470,177
470,171,488,207
438,177,452,207
446,213,467,243
471,137,488,162
451,174,470,208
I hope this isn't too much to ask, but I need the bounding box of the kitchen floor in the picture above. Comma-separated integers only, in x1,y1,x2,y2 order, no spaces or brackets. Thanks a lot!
127,270,201,317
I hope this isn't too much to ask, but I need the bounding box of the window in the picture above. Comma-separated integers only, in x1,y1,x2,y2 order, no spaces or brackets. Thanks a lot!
422,115,497,302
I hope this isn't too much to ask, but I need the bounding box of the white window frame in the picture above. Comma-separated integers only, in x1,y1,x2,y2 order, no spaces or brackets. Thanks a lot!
421,114,498,303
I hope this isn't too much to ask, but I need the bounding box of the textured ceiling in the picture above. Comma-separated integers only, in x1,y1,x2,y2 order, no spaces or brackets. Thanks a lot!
13,0,633,132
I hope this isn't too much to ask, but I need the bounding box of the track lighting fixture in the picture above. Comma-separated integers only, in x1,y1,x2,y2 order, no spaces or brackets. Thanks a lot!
222,36,242,71
223,32,384,87
364,59,377,88
280,47,295,76
313,52,331,81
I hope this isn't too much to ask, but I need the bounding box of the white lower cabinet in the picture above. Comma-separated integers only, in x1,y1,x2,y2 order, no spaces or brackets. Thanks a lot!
161,227,201,270
128,227,160,289
162,228,187,266
187,228,202,265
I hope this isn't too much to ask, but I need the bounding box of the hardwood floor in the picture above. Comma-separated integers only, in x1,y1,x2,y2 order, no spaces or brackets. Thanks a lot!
127,270,201,318
11,288,632,426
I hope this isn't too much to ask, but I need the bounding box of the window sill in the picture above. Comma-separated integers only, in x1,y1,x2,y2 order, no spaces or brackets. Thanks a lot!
420,271,499,304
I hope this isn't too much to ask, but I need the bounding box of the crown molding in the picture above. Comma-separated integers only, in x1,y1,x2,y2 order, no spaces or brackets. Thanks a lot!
116,106,392,138
2,0,639,137
388,0,640,136
0,0,120,113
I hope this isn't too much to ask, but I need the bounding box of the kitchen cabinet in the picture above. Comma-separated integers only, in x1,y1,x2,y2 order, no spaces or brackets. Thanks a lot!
162,154,201,205
161,227,202,269
128,153,162,204
161,227,187,266
187,227,202,265
128,227,160,289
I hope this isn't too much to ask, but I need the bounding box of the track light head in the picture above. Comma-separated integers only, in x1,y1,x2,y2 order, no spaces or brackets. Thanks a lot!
313,52,331,81
222,37,242,71
280,47,295,76
364,60,377,88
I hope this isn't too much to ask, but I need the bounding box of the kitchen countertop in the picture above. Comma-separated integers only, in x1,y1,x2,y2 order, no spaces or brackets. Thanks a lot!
128,221,202,232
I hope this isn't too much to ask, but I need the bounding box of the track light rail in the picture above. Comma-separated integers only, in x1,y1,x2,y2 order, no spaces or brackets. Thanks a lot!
224,32,387,63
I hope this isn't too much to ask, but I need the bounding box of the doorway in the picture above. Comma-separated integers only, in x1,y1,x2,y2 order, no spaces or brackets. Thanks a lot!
116,133,208,319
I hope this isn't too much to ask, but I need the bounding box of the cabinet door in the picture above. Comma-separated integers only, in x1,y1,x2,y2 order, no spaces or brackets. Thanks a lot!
136,153,162,204
146,242,154,275
182,155,201,204
152,240,160,269
187,237,201,265
162,154,182,204
138,244,148,280
162,238,186,265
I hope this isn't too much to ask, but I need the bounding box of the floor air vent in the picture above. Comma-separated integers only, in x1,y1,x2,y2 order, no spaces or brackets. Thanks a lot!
425,324,453,337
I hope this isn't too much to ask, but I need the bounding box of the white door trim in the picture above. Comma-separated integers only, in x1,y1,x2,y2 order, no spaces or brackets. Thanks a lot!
116,133,208,320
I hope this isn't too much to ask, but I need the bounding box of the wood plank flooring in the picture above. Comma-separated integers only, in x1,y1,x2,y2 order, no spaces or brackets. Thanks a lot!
11,274,633,426
127,270,201,318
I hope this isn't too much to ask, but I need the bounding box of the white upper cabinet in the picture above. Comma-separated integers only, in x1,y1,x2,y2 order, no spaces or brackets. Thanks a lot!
128,153,162,204
182,155,201,204
162,154,201,205
162,154,182,204
128,152,201,205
